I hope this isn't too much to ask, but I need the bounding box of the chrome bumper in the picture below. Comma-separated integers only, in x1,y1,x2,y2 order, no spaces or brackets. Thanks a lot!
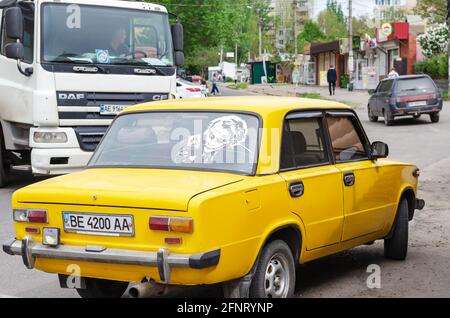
3,237,220,284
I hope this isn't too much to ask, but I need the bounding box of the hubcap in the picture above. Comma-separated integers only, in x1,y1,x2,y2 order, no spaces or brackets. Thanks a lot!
264,253,290,298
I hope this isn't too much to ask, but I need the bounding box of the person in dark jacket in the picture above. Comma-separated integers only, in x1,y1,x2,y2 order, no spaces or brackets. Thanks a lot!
327,66,337,96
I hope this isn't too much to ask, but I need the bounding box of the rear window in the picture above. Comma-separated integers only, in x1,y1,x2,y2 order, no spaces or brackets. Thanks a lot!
396,77,436,94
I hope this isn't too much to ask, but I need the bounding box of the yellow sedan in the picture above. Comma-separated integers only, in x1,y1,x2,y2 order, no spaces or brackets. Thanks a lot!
3,97,425,298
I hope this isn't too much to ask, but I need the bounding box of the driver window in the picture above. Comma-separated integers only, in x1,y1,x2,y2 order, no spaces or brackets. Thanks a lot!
326,116,368,162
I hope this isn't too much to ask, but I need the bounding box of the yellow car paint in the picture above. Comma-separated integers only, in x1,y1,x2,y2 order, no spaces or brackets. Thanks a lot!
7,97,420,287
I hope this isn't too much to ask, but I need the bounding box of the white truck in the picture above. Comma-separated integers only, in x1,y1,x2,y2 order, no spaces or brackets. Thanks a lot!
0,0,184,187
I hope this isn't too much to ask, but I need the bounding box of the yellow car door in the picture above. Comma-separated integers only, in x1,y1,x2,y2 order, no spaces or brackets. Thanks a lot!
326,112,388,241
279,112,344,250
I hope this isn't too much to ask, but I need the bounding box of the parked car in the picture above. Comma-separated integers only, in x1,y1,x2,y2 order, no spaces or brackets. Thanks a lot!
177,78,207,99
368,75,443,125
3,97,425,298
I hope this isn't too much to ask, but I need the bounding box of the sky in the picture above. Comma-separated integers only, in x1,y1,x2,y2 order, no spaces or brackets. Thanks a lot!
313,0,377,19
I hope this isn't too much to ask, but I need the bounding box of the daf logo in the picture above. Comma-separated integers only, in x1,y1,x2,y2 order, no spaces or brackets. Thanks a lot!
58,93,85,100
152,95,169,101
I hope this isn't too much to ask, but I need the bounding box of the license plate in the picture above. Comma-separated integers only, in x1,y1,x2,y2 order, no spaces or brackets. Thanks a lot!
63,212,134,237
99,104,130,115
409,101,427,107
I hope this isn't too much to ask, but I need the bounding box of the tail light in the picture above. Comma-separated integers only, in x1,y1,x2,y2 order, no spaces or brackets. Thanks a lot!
13,209,48,223
149,216,193,233
186,88,201,93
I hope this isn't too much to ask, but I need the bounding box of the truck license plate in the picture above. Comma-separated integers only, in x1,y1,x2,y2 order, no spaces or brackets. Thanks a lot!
63,212,134,237
99,104,130,115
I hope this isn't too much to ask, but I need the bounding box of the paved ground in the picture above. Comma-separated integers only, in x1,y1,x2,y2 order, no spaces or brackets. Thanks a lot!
1,85,449,297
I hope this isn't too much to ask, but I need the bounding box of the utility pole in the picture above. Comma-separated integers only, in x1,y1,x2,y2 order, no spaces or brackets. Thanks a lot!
348,0,354,89
258,21,262,59
293,0,298,56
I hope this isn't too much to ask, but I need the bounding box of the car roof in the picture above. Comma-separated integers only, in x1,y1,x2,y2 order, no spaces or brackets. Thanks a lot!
383,74,430,81
122,96,351,117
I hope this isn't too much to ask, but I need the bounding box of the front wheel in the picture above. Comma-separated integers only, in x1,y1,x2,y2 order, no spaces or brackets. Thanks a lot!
384,199,409,260
76,278,129,298
368,106,378,122
249,240,295,298
430,113,440,123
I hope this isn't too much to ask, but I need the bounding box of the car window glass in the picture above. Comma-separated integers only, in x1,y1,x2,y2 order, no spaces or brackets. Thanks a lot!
379,80,393,93
326,116,368,162
396,77,436,94
281,117,330,170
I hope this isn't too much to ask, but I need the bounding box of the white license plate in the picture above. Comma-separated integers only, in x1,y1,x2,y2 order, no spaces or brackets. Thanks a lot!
63,212,134,237
99,104,130,115
409,101,427,107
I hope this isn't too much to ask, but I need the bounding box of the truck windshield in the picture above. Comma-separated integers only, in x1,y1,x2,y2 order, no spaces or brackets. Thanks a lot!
89,112,260,175
41,4,174,67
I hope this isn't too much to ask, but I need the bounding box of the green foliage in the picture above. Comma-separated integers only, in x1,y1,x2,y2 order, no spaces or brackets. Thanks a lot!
317,4,347,40
152,0,271,73
417,24,449,58
297,20,327,52
326,0,346,25
414,0,447,24
340,74,349,88
414,54,449,79
227,82,249,90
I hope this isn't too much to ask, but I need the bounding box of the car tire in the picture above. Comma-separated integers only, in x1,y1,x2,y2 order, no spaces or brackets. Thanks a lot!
249,240,295,298
430,113,440,123
0,126,9,188
368,106,378,122
383,110,394,126
384,198,409,261
76,278,129,298
413,114,421,119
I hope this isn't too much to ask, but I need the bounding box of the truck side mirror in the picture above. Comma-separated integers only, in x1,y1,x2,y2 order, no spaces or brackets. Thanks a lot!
5,7,23,41
174,51,185,67
371,141,389,160
171,23,184,52
5,42,24,60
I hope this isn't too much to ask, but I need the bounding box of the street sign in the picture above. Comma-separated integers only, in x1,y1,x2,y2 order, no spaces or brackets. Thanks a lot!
226,52,235,58
381,23,393,37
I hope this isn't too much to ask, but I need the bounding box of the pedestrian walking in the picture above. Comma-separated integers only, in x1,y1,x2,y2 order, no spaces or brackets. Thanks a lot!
327,65,337,96
388,67,400,78
211,74,220,96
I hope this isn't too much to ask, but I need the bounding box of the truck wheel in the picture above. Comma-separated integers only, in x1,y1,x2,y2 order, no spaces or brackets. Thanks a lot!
0,127,9,188
384,199,409,261
430,113,440,123
76,278,129,298
383,110,394,126
368,106,378,122
249,240,295,298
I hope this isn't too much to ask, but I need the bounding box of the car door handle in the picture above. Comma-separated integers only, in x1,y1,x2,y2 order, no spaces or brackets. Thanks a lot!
344,173,355,187
289,181,304,198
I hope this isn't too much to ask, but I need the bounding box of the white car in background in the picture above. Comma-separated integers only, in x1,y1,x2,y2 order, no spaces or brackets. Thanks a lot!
177,79,208,99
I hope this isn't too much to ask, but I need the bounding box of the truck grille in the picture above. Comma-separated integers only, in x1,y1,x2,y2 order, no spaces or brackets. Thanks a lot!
74,127,109,152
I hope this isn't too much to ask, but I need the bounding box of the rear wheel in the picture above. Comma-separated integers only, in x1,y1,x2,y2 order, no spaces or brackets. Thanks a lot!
76,278,129,298
368,106,378,122
249,240,295,298
413,114,421,119
0,126,9,188
430,113,440,123
383,110,394,126
384,199,409,261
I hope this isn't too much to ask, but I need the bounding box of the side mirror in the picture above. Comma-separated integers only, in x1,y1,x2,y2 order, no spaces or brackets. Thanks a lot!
5,42,24,60
174,51,185,67
171,23,184,52
371,141,389,160
5,7,23,41
368,89,375,95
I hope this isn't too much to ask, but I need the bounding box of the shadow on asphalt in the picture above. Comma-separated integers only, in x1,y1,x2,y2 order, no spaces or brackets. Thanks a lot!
364,116,437,127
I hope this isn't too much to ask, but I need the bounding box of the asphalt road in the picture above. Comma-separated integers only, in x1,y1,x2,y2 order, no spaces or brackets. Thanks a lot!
1,87,449,298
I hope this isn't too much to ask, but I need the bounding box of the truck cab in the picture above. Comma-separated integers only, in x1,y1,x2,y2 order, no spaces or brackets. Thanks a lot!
0,0,184,186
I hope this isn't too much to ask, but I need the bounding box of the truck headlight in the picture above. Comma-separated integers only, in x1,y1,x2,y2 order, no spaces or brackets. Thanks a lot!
33,132,68,144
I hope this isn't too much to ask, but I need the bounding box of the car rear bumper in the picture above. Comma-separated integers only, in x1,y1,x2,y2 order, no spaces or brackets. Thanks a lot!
3,237,220,284
392,104,442,117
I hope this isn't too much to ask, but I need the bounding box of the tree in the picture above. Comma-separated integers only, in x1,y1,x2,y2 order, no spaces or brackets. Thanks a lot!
297,20,326,53
414,0,446,24
417,23,449,58
317,9,347,40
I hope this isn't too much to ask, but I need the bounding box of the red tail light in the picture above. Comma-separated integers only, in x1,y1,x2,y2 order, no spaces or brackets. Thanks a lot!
13,209,48,223
149,216,193,233
186,88,201,92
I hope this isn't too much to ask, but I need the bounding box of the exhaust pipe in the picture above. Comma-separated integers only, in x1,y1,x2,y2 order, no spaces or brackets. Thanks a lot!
129,281,168,298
